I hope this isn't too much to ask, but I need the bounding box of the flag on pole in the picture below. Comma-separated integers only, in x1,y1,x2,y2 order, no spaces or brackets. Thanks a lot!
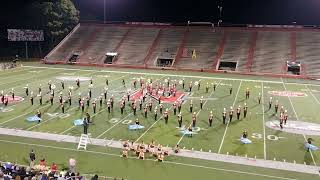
192,49,197,60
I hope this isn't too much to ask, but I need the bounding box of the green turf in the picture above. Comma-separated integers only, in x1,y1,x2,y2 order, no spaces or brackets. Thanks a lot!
1,63,320,179
0,135,318,180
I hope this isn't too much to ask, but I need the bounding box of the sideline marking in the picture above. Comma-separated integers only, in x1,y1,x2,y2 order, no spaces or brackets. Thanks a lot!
22,65,320,87
218,80,242,154
281,78,317,168
0,139,298,180
262,82,267,160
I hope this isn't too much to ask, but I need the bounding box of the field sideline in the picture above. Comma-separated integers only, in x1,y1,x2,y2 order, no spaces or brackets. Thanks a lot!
1,63,320,179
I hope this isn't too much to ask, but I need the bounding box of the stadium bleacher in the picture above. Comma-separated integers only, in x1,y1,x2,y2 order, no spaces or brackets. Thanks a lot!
251,31,291,74
296,31,320,77
44,23,320,78
175,28,221,69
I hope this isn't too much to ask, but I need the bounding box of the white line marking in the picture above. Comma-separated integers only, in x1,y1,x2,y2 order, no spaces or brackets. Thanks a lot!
305,85,320,105
134,105,172,143
281,78,317,168
176,80,222,145
0,104,51,125
60,125,76,134
22,65,320,87
0,139,298,180
262,82,267,160
96,113,132,139
94,75,167,140
218,80,243,154
26,106,78,131
58,74,130,134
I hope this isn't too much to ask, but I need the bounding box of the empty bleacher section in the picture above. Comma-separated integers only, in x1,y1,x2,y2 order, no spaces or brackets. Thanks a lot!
251,31,291,74
146,28,184,68
45,23,320,78
77,26,129,64
296,32,320,77
45,24,98,63
220,31,251,71
114,28,159,66
175,28,222,69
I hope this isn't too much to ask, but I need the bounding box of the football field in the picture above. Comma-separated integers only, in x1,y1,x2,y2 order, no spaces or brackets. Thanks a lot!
1,62,320,179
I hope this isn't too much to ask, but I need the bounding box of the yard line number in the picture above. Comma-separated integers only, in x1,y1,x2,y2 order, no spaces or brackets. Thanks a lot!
252,133,285,141
46,113,70,119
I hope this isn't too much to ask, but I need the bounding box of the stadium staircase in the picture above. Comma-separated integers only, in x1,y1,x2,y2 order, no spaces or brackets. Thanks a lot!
212,31,227,70
143,29,162,67
146,28,184,68
220,31,252,72
175,28,222,70
115,28,160,66
172,28,189,68
46,24,97,62
250,31,291,74
80,26,129,65
244,32,258,72
77,26,104,64
291,32,296,62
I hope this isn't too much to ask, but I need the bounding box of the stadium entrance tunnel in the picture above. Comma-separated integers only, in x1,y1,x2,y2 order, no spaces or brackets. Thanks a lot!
218,61,237,71
104,52,118,64
266,120,320,136
287,61,301,75
156,57,174,67
68,52,81,64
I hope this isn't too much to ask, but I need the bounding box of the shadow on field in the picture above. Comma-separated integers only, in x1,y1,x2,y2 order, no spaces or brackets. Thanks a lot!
304,150,313,165
232,143,248,156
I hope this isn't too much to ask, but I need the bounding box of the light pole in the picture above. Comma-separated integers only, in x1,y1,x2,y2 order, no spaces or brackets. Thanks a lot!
104,0,106,23
217,5,223,27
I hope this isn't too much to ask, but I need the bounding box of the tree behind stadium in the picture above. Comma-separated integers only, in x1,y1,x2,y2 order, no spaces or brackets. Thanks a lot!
31,0,79,49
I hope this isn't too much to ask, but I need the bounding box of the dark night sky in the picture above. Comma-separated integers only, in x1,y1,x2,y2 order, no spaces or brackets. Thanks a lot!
73,0,320,25
1,0,320,27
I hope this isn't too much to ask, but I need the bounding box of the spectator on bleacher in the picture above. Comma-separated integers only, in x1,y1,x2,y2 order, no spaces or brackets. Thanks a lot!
50,163,57,173
39,158,46,167
69,158,76,173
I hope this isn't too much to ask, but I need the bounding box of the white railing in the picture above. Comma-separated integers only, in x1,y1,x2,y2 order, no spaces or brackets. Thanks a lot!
45,23,81,60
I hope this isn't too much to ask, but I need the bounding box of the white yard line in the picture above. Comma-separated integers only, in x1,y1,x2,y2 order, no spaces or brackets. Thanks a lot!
27,73,128,133
23,65,320,87
0,104,51,125
0,69,65,90
61,74,165,135
2,69,97,95
135,75,194,143
305,85,320,105
176,80,222,145
0,138,298,180
51,73,129,134
25,106,78,131
0,71,102,127
95,113,133,138
261,82,267,160
60,103,108,135
134,104,173,143
218,80,243,154
281,78,317,167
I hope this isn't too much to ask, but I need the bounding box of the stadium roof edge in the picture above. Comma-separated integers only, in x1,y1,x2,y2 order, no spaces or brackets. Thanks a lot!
79,21,320,32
